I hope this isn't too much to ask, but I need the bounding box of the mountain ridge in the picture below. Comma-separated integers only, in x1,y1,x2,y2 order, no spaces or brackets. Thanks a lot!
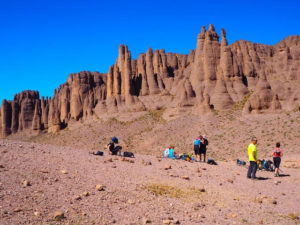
1,24,300,137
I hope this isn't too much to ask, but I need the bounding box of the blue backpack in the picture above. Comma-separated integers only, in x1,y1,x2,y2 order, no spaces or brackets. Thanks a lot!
194,139,200,146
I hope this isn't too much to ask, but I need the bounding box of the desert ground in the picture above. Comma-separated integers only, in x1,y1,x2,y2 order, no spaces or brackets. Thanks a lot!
1,109,300,225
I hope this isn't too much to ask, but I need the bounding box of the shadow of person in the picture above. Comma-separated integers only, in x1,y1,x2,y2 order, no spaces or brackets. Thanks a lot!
256,177,271,180
278,174,290,177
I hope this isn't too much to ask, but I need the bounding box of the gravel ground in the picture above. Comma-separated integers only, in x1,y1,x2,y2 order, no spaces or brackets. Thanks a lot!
1,139,300,225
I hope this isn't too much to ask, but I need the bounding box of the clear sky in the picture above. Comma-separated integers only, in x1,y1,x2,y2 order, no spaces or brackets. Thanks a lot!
1,0,300,103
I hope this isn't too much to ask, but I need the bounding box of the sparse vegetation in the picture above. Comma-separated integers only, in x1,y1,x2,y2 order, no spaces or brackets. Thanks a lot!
232,90,254,111
142,183,205,201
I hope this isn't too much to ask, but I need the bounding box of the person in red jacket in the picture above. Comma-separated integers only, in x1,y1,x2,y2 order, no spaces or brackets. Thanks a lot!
272,142,283,177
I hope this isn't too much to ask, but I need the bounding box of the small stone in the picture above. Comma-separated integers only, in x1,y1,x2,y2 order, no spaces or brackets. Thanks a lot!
163,219,171,224
0,165,4,168
23,180,31,187
13,208,22,212
129,159,135,163
181,176,190,180
75,195,82,200
61,170,68,174
82,212,87,216
258,220,263,224
111,165,117,168
83,191,89,197
106,158,113,162
196,168,200,173
34,211,40,216
272,200,277,204
231,214,237,218
202,168,207,170
274,181,281,185
227,179,234,183
54,211,65,220
40,169,49,173
142,217,152,224
199,188,206,192
165,164,172,170
127,199,135,204
96,184,104,191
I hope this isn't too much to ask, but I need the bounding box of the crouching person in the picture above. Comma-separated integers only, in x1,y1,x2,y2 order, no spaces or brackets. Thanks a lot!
164,145,178,159
107,136,122,155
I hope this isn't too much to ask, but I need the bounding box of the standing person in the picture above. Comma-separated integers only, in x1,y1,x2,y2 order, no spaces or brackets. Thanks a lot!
194,136,201,162
200,134,209,162
247,137,258,179
272,142,283,177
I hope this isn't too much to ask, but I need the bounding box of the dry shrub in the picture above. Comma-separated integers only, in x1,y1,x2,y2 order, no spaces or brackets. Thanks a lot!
141,183,204,201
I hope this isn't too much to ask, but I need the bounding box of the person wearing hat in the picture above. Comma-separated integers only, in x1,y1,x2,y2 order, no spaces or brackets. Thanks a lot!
247,136,258,179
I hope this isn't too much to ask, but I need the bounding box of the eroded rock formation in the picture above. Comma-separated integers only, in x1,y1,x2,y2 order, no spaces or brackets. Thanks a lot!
1,25,300,137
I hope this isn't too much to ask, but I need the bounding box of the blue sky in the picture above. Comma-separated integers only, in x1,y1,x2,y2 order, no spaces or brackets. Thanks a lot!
0,0,300,103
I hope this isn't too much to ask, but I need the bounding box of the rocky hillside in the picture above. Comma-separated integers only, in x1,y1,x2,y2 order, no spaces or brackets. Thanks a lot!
1,24,300,137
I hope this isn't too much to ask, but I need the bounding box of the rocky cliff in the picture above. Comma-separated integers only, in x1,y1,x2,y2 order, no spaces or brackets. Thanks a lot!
1,24,300,137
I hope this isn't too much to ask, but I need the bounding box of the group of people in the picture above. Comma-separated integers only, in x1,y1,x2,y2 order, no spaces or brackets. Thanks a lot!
247,136,283,179
103,135,283,179
164,135,209,162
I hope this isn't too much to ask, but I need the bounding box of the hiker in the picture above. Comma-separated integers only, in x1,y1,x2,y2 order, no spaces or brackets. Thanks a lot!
107,137,122,155
271,142,283,177
199,135,208,162
194,136,201,161
247,136,258,179
164,145,177,159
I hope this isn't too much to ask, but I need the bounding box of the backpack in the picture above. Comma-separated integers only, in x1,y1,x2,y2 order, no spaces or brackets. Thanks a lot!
194,139,200,146
164,148,170,157
237,159,246,166
262,160,274,171
94,151,103,156
207,158,217,165
123,152,134,158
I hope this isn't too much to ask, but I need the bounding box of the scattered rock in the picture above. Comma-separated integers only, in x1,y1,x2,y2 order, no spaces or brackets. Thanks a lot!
202,168,207,170
61,170,68,174
162,219,172,224
40,169,49,173
75,195,82,200
272,200,277,205
34,211,40,216
227,179,234,183
23,180,31,187
106,158,113,162
13,208,22,212
127,199,135,204
83,191,89,197
181,176,190,180
165,164,172,170
0,165,4,168
258,219,263,224
196,168,200,173
231,213,237,218
142,217,152,224
82,212,87,216
199,188,206,192
54,211,65,220
96,184,104,191
274,181,281,185
111,165,117,168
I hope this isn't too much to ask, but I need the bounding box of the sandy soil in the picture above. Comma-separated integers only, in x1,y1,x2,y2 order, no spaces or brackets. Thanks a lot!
1,139,300,225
